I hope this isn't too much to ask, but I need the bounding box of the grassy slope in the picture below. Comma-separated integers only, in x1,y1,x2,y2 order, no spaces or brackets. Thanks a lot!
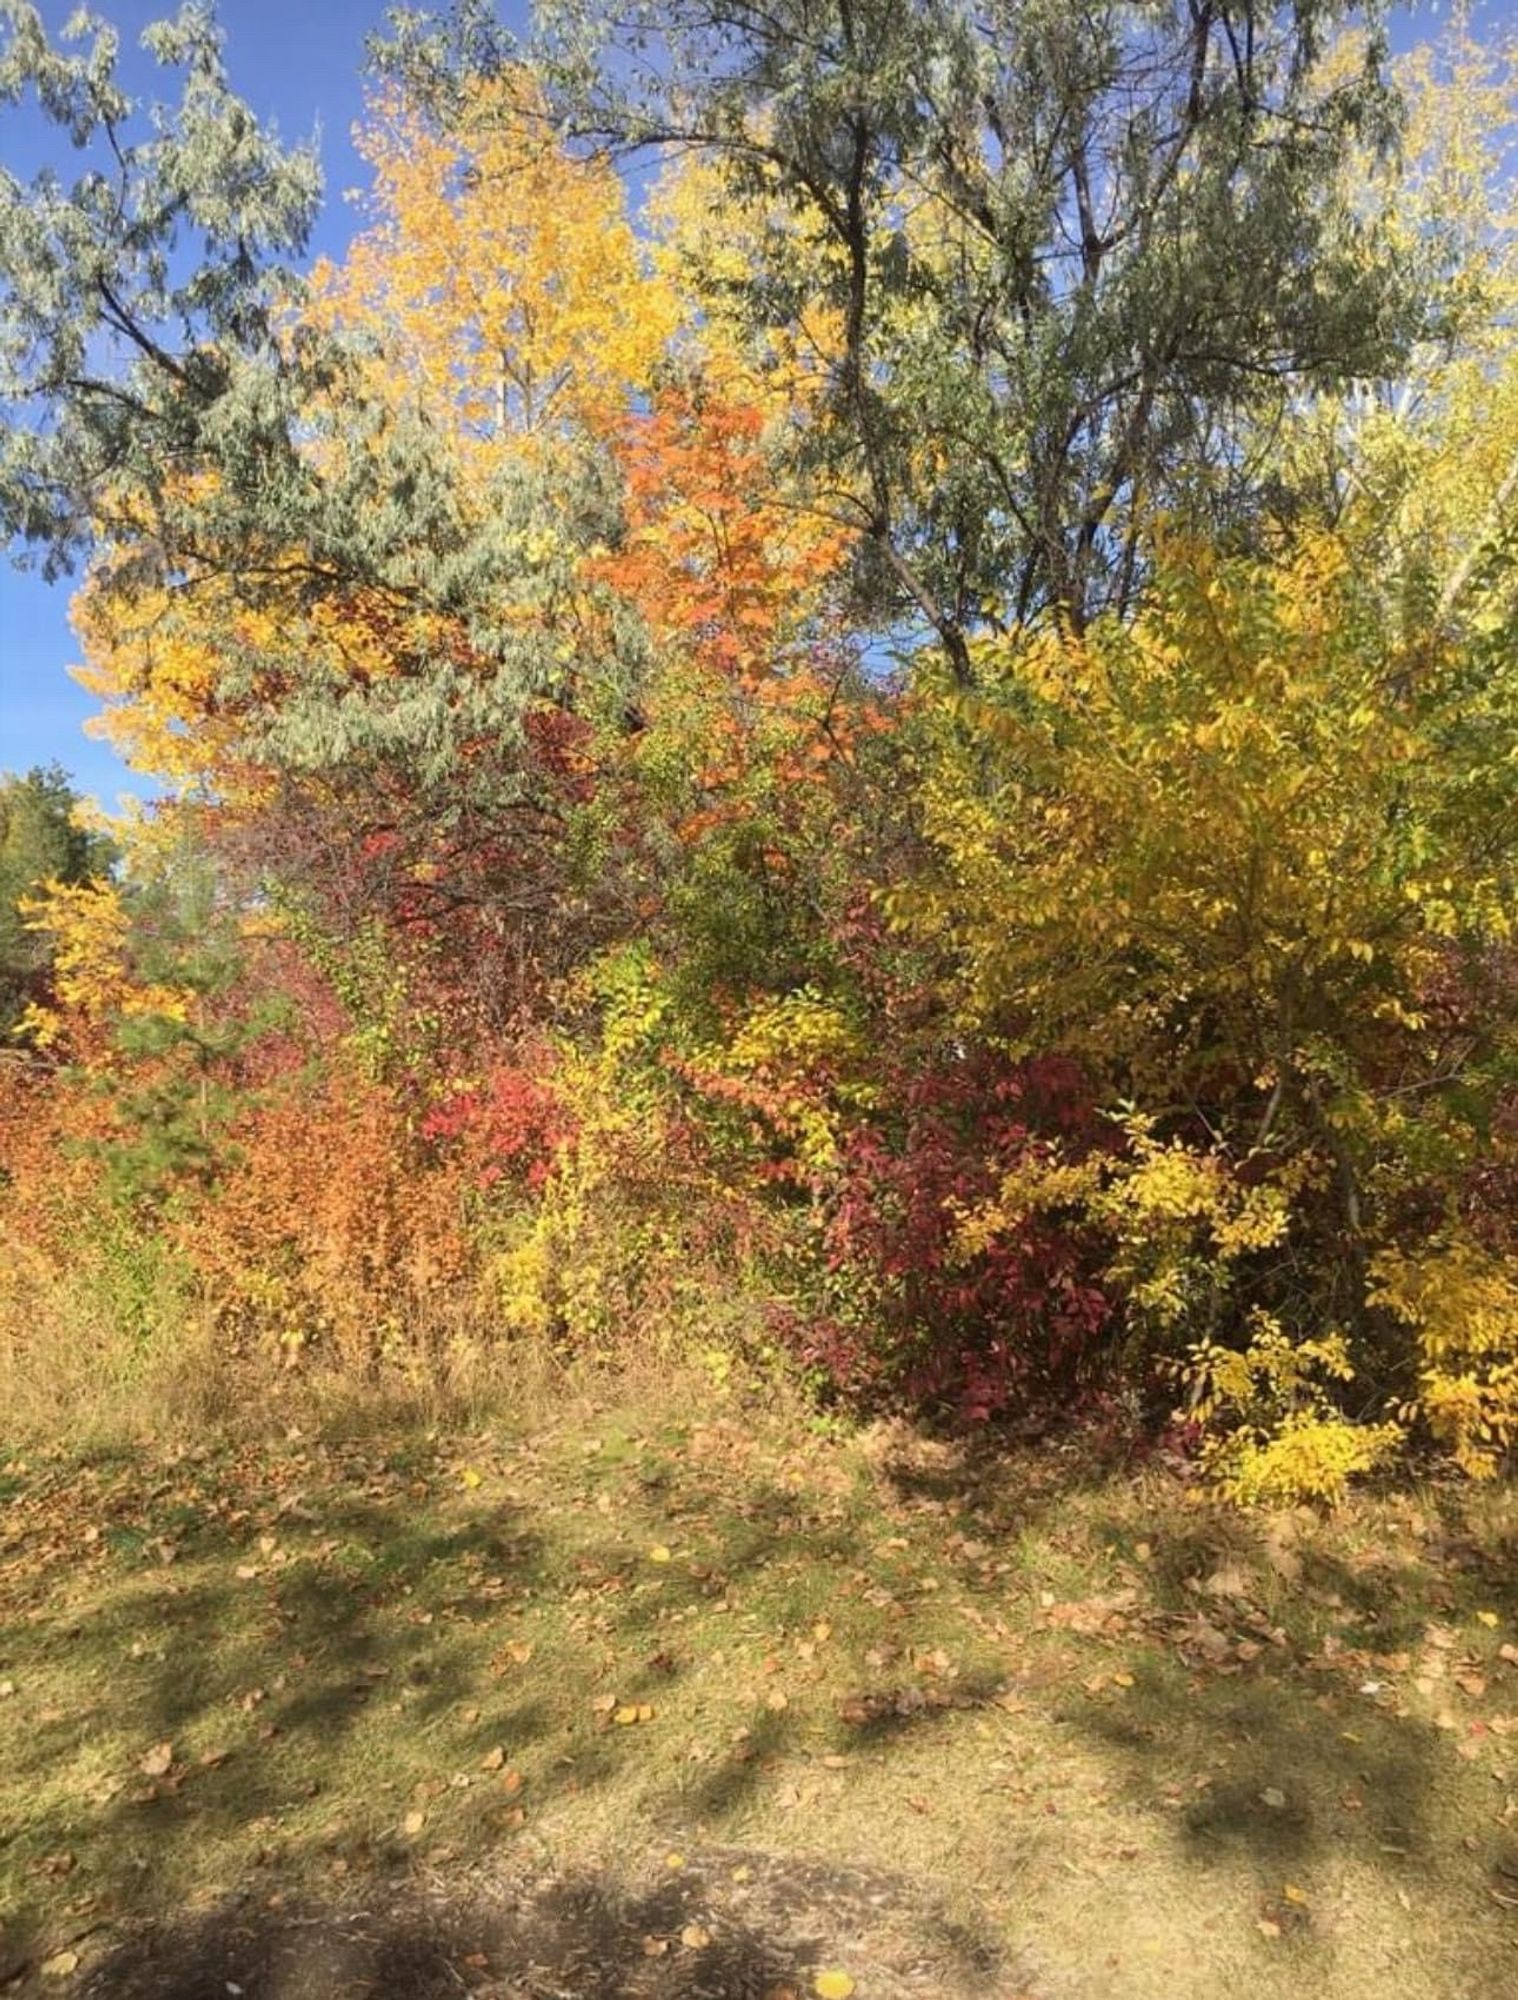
2,1388,1517,1997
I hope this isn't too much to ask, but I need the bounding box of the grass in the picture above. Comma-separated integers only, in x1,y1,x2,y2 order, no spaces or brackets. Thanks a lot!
1,1384,1517,1997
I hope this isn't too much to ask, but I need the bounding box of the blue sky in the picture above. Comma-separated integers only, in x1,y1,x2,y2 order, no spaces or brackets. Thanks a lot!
0,0,1496,804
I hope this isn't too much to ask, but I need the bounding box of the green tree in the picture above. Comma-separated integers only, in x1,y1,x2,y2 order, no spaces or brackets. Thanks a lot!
385,0,1419,667
0,763,113,1036
0,0,320,575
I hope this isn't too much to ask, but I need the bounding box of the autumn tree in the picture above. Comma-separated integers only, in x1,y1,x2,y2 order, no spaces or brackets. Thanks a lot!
384,0,1420,668
4,2,1516,1497
0,765,114,1037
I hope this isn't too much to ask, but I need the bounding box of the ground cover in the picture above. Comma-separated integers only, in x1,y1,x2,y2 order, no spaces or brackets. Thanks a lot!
2,1389,1516,1998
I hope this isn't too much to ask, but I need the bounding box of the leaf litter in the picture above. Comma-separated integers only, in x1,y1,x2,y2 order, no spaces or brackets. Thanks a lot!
2,1410,1517,1997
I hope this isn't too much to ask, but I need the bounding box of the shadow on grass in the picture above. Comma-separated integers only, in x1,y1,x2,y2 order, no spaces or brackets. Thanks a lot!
7,1423,1518,1997
2,1434,998,1987
1051,1505,1518,1991
0,1481,560,1979
74,1846,1012,1999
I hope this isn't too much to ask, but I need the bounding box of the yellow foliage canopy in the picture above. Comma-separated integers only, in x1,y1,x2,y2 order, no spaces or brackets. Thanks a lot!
313,72,678,457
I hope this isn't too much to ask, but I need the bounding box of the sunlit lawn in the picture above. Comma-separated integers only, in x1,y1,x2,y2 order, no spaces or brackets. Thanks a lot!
2,1392,1516,1996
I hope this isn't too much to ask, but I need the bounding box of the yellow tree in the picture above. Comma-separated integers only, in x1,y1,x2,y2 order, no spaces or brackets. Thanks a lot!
313,71,677,460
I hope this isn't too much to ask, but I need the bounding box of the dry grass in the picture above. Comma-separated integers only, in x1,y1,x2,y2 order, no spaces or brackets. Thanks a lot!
0,1256,596,1446
1,1386,1516,1997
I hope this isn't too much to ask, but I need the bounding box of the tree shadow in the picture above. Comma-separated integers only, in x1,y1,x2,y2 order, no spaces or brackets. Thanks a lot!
76,1846,1013,1999
0,1484,554,1979
1053,1504,1518,1989
0,1431,1015,1989
11,1421,1516,1997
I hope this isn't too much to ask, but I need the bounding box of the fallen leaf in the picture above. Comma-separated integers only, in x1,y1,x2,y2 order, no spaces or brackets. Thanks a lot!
680,1923,713,1949
139,1741,174,1778
649,1545,673,1564
1203,1565,1251,1600
1283,1883,1309,1906
479,1746,506,1772
766,1689,789,1712
666,1851,686,1870
1477,1612,1500,1629
403,1811,426,1835
814,1974,856,2000
1260,1787,1287,1810
41,1951,80,1979
1182,1616,1234,1665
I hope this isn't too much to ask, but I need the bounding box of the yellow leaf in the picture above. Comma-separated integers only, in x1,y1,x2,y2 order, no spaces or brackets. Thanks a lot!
41,1951,80,1979
814,1974,856,2000
681,1922,713,1948
649,1545,673,1564
460,1467,483,1490
1477,1610,1500,1628
666,1851,686,1870
1283,1883,1310,1906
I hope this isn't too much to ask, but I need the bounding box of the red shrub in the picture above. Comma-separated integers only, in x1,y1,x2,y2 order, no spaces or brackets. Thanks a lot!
806,1052,1112,1422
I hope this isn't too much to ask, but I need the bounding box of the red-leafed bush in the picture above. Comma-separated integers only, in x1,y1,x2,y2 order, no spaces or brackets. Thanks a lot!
803,1052,1112,1422
419,1052,576,1192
